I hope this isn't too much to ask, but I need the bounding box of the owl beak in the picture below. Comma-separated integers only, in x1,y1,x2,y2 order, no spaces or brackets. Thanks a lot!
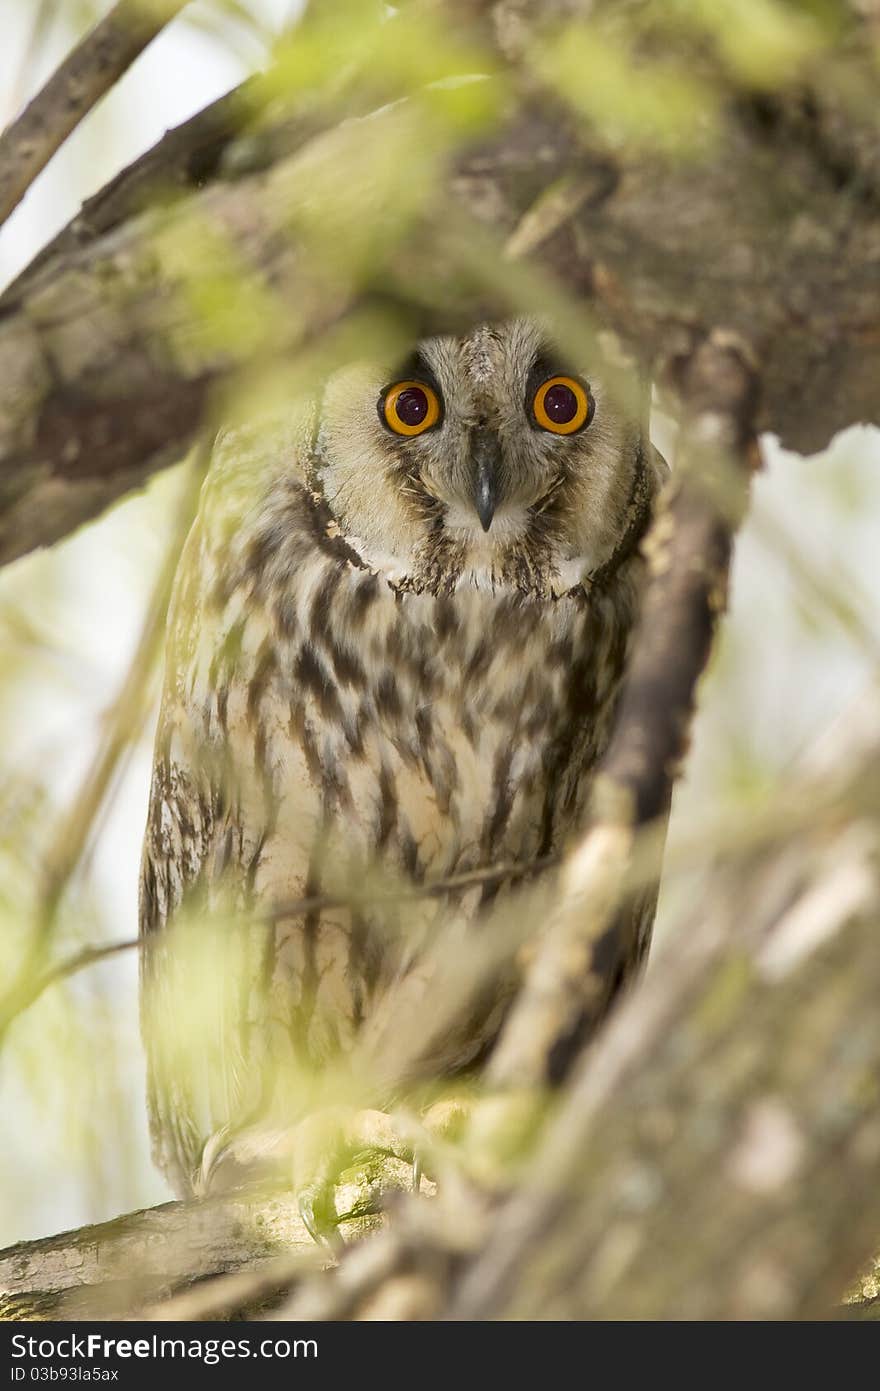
472,428,501,532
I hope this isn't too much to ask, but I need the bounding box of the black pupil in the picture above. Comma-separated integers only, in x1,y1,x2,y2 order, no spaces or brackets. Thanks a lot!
395,386,429,427
543,382,579,424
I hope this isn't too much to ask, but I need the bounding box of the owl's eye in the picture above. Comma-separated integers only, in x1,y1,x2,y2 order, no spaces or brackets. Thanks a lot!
380,380,442,436
532,376,593,435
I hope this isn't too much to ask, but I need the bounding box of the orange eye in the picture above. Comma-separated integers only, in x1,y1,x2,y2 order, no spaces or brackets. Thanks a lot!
381,380,442,436
532,375,592,435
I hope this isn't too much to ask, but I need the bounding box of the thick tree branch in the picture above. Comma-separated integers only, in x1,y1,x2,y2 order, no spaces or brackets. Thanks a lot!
0,1,189,229
0,1189,316,1320
452,793,880,1319
0,1159,428,1319
0,3,878,566
593,335,759,826
0,84,253,301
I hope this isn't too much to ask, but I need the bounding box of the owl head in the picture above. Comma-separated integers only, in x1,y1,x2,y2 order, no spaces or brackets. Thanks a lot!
310,318,655,595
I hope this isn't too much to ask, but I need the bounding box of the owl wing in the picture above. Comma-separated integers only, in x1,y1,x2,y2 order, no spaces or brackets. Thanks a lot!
139,453,289,1191
140,421,333,1193
139,512,242,1194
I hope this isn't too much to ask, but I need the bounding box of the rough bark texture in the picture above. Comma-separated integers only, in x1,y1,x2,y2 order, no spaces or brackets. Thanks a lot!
0,1190,314,1320
451,755,880,1318
0,0,878,566
0,1158,419,1320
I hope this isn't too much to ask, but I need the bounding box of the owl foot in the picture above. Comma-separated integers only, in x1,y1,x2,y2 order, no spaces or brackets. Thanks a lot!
297,1190,344,1255
290,1106,424,1250
193,1103,480,1250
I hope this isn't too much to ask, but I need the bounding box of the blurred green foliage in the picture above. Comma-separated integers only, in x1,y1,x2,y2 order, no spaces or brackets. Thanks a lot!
0,0,878,1253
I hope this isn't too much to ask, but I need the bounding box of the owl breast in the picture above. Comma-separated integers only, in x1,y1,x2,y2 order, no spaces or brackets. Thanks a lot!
141,473,643,1190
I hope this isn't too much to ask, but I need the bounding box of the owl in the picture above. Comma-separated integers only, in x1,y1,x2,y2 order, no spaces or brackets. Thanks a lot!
139,318,666,1199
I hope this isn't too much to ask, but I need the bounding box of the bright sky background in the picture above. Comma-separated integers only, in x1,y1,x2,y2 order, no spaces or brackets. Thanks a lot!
0,0,878,1247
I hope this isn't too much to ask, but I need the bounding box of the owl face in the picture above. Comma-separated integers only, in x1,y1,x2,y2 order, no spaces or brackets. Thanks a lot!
313,318,645,593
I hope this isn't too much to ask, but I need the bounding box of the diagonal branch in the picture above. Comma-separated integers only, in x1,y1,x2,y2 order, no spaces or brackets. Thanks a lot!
0,1187,320,1320
0,4,879,567
0,0,189,229
6,853,558,1034
486,331,761,1089
0,442,208,1048
450,752,880,1319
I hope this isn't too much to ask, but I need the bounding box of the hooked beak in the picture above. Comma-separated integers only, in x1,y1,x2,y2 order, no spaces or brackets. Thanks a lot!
471,427,502,532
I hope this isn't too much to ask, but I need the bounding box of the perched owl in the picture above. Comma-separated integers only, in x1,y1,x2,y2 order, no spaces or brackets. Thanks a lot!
139,319,666,1197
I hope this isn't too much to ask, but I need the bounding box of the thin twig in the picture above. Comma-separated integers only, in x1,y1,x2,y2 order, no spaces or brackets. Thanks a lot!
270,854,558,921
0,444,208,1045
0,0,188,228
13,689,870,1045
11,939,140,1018
12,855,560,1026
279,1227,412,1321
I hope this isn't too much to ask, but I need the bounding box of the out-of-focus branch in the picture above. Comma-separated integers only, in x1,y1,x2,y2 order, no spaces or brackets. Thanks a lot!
487,331,760,1089
451,763,880,1319
272,687,880,1322
133,1248,312,1323
0,445,207,1047
0,1,189,229
10,937,140,1021
3,853,558,1034
1,3,879,565
4,695,879,1320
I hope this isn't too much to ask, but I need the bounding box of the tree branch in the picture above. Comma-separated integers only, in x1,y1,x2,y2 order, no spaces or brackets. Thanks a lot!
0,1188,317,1320
0,444,207,1047
7,853,556,1034
487,331,760,1089
451,784,880,1319
0,1,189,230
260,689,880,1322
1,3,879,565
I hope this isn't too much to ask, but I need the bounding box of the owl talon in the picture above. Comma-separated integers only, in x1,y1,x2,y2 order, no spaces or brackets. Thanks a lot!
411,1153,423,1193
298,1190,343,1255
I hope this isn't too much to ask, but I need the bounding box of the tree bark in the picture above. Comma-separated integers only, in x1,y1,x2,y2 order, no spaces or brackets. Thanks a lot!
0,1158,421,1320
0,1190,314,1320
487,332,759,1088
452,796,880,1319
0,1,878,566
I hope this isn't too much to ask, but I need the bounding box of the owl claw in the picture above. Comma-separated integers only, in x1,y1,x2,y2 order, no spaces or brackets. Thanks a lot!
298,1191,343,1255
411,1153,423,1192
